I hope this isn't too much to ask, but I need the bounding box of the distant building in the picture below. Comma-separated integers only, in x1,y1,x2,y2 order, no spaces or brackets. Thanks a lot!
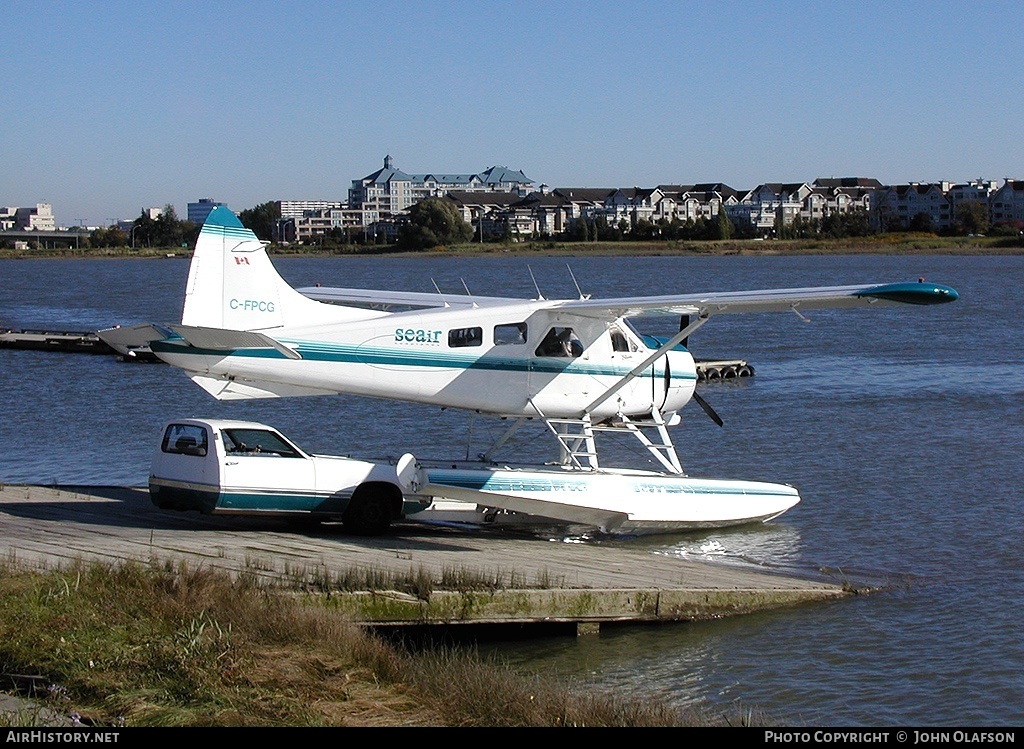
277,200,342,219
874,183,953,231
1,203,56,231
187,198,227,225
349,155,534,225
990,179,1024,225
272,200,367,243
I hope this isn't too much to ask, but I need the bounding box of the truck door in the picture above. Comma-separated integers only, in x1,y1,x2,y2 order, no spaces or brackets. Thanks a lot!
219,427,317,512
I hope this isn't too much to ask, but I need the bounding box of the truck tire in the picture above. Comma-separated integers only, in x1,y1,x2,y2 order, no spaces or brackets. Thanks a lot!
343,485,396,535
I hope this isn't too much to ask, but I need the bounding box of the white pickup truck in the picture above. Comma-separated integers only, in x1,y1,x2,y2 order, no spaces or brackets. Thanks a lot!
149,418,428,535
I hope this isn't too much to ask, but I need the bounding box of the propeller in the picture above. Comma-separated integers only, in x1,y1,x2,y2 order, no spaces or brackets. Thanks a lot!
678,313,720,426
679,314,690,348
692,390,724,427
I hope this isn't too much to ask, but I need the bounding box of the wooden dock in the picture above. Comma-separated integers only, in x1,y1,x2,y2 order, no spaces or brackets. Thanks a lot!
0,484,848,631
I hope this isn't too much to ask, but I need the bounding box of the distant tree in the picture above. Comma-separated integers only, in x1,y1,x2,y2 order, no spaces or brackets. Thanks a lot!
773,208,786,238
908,211,935,233
130,205,196,248
569,216,590,242
632,218,658,240
131,211,156,247
239,201,281,241
592,216,612,241
821,208,873,238
952,201,989,236
715,207,732,240
397,197,473,250
732,216,758,239
87,226,128,248
989,219,1024,237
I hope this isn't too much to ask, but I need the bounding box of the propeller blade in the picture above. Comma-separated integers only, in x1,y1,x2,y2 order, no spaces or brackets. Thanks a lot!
692,390,724,427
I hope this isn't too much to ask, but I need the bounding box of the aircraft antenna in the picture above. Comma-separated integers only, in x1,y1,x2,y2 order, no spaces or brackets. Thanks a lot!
460,278,479,308
528,265,545,300
430,278,451,308
566,264,590,300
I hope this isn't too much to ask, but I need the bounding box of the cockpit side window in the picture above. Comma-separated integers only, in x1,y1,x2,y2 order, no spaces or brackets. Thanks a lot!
536,327,583,357
609,325,636,353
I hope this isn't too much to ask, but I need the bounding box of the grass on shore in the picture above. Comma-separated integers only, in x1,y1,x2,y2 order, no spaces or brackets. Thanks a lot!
0,559,764,727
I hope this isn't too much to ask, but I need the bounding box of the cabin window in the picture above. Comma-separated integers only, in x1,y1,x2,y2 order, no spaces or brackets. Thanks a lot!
536,326,583,358
448,327,482,348
494,322,528,345
161,424,209,457
221,428,302,458
609,325,636,353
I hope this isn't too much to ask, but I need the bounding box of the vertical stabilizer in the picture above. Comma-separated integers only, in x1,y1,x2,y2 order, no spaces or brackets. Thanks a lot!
181,207,380,331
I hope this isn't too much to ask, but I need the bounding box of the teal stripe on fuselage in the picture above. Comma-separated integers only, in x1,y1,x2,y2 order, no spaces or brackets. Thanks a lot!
151,339,696,382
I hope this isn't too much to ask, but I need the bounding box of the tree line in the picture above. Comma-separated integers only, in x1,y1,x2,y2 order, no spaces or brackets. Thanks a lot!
44,195,1020,253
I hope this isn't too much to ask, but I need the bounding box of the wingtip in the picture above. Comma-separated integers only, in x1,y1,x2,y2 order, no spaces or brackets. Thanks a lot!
858,282,959,305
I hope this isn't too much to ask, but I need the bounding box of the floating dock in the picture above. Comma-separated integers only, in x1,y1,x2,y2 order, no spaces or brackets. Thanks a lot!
0,328,114,355
0,484,847,633
695,358,754,381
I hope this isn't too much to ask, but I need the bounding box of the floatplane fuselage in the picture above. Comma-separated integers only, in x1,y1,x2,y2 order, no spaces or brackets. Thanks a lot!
101,206,959,480
154,296,697,421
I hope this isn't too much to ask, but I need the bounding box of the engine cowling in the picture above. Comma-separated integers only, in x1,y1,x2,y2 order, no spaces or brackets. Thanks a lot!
661,348,697,413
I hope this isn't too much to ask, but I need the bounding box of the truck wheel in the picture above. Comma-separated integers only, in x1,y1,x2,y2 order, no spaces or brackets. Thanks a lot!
343,491,393,535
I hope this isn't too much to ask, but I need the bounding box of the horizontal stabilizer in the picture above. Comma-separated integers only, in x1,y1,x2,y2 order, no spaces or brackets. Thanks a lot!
189,374,338,400
170,325,301,360
96,323,170,349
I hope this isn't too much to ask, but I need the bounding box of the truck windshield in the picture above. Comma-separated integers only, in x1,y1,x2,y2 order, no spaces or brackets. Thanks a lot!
221,429,302,458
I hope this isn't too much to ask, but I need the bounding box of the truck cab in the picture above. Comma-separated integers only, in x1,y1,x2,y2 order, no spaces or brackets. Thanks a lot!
149,418,426,534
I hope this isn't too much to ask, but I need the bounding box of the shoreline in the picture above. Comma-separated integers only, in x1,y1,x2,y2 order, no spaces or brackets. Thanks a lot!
2,236,1022,260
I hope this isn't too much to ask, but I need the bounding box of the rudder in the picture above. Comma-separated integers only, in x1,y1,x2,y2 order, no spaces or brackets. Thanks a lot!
181,207,380,331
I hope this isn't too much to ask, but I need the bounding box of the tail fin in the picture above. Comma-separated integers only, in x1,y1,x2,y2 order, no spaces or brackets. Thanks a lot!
181,207,380,330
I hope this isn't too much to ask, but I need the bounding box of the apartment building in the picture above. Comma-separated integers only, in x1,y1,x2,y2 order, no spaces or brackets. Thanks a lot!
874,183,953,231
990,180,1024,224
348,156,534,225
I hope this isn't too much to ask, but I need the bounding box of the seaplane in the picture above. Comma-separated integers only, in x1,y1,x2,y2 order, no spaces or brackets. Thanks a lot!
100,207,959,535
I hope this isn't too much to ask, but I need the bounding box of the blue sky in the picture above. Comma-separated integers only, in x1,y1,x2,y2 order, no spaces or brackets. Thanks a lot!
3,0,1023,226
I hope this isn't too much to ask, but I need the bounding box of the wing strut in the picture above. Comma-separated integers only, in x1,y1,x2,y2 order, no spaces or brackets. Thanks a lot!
583,313,709,415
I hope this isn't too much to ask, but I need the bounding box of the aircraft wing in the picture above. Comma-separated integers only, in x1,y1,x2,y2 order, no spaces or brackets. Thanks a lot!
548,281,959,319
298,286,520,310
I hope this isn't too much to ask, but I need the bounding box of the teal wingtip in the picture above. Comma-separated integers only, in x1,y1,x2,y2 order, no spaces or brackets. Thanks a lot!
858,281,959,305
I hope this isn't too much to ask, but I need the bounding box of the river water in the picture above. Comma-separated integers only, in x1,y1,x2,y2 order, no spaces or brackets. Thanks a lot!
1,252,1021,727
